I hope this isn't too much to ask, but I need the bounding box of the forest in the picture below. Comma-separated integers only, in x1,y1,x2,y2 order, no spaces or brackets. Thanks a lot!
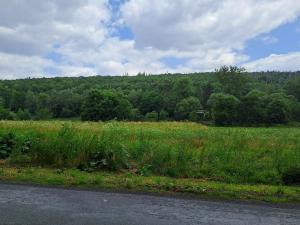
0,66,300,125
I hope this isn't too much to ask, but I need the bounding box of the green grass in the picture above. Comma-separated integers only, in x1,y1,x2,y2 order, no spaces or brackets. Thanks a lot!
0,167,299,203
0,120,299,202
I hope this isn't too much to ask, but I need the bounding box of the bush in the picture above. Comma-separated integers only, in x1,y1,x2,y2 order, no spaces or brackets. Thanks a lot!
0,133,15,159
81,89,133,121
130,108,144,121
0,107,10,120
282,167,300,185
17,109,31,120
145,111,158,121
159,110,169,121
35,108,52,120
208,93,240,125
174,97,201,121
7,112,17,120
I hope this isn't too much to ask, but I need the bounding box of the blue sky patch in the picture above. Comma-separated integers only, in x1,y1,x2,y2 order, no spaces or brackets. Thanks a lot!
160,56,189,69
244,17,300,61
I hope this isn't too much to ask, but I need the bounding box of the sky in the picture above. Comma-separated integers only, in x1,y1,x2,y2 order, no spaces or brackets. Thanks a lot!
0,0,300,79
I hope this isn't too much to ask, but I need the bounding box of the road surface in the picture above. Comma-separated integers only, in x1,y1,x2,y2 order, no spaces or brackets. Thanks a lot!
0,183,299,225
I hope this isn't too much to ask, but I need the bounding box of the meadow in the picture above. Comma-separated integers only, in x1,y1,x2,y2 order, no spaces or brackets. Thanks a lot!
1,121,299,187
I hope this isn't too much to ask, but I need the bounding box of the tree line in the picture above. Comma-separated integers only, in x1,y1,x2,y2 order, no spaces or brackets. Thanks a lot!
0,66,299,125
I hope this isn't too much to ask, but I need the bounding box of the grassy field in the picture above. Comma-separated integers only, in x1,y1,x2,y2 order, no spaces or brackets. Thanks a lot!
0,121,299,202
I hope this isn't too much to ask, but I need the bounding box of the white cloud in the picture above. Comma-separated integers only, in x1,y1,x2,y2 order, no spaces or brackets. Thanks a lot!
121,0,300,51
0,52,53,79
243,52,300,71
0,0,110,56
0,0,300,79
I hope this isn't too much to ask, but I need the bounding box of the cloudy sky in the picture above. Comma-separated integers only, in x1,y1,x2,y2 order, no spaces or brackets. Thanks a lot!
1,0,300,79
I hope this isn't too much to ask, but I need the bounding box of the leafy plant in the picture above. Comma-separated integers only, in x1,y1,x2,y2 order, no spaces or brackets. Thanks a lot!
137,164,152,176
78,151,110,173
0,133,15,159
78,147,130,173
21,138,32,154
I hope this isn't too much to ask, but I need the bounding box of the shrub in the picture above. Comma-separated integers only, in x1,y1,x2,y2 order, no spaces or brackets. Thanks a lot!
282,167,300,186
16,109,31,120
145,111,158,121
208,93,240,125
0,133,15,159
0,107,10,120
81,89,133,121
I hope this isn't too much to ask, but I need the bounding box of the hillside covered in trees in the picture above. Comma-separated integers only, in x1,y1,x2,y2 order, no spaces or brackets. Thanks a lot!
0,67,300,125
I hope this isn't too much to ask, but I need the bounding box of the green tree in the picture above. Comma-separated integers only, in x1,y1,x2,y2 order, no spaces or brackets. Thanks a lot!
0,97,4,108
266,99,288,124
35,108,52,120
128,89,142,108
81,89,133,121
11,90,26,112
215,66,250,98
159,109,169,121
37,93,50,111
145,111,159,121
49,90,82,118
285,76,300,101
130,108,144,121
25,91,37,114
0,107,10,120
264,93,293,124
0,85,11,109
0,97,11,120
239,90,266,124
200,81,221,107
175,97,201,121
139,91,163,115
208,93,240,125
173,77,193,101
16,109,31,120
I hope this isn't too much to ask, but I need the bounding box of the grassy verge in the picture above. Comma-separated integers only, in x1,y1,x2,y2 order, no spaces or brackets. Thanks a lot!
1,121,300,185
0,121,299,203
0,166,299,204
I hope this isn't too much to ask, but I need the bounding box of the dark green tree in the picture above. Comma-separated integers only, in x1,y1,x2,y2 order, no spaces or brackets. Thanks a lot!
239,90,266,124
0,107,10,120
130,108,144,121
159,109,169,121
10,90,26,112
208,93,240,125
81,89,133,121
215,66,250,98
139,91,163,115
175,97,201,121
49,90,82,118
264,93,293,124
25,91,37,114
173,77,193,101
145,111,159,121
285,76,300,101
16,109,31,120
35,108,52,120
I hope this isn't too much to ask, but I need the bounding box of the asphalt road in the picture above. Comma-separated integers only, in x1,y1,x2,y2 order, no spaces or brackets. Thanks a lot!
0,184,299,225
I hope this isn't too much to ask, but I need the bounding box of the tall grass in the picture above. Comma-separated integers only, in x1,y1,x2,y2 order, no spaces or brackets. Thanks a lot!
0,121,299,185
